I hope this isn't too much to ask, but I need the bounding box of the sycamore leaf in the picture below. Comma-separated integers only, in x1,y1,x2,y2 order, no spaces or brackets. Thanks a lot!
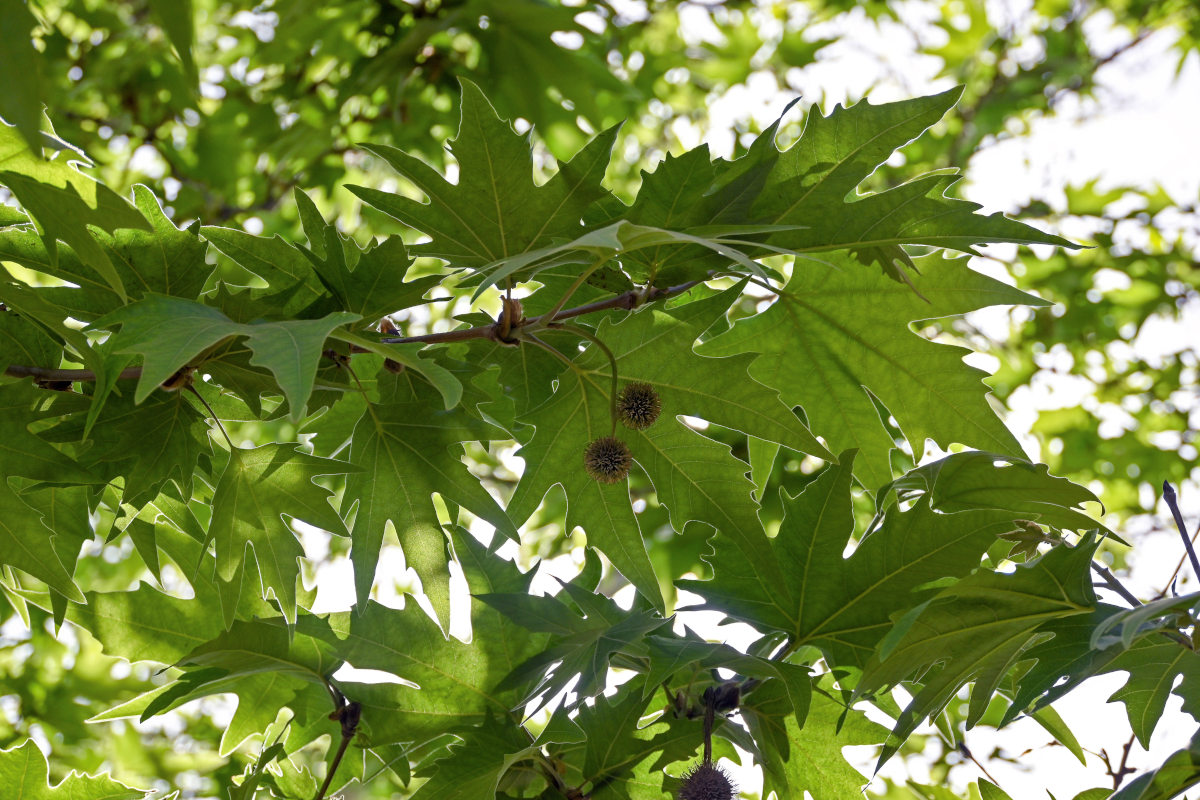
281,544,546,748
1009,601,1200,749
0,482,85,603
468,219,784,299
93,294,359,419
407,715,537,800
180,617,343,685
201,225,330,316
330,329,462,409
480,582,669,710
209,444,353,624
0,0,44,150
344,388,515,625
877,450,1108,535
47,389,211,507
508,287,829,611
742,681,887,800
0,299,59,373
0,739,143,800
857,536,1098,767
1105,639,1200,749
700,253,1038,488
681,452,1025,668
0,124,150,300
573,680,701,799
0,383,96,484
0,185,211,321
750,88,1074,276
1089,591,1200,650
644,634,812,724
293,192,444,325
66,519,280,666
348,79,617,274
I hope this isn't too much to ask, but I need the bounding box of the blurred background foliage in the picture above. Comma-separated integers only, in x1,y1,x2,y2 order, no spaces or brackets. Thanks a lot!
1,0,1198,795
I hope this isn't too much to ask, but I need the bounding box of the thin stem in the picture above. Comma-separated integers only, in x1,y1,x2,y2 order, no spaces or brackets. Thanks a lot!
702,690,715,764
186,385,234,450
1156,522,1200,598
4,364,144,382
1091,562,1142,607
523,257,609,335
1163,482,1200,583
542,323,620,436
524,334,579,374
5,280,707,386
314,696,361,800
959,742,1001,786
313,734,352,800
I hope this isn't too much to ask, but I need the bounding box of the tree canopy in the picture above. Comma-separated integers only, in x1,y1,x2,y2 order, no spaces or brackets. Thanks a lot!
0,2,1197,799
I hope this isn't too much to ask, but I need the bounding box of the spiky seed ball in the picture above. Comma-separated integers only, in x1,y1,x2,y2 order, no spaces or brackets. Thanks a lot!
678,762,735,800
617,382,661,430
583,436,632,484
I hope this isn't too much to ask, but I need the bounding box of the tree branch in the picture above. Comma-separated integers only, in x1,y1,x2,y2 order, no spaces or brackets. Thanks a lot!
1091,562,1142,607
2,279,706,389
1163,481,1200,584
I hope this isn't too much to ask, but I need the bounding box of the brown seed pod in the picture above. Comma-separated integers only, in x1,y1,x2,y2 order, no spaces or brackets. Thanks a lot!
583,436,632,484
617,382,661,430
678,762,735,800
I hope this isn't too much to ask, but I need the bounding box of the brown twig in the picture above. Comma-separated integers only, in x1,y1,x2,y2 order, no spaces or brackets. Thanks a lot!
314,695,362,800
1101,733,1138,790
2,280,705,388
1163,482,1200,584
1091,562,1142,607
3,365,144,382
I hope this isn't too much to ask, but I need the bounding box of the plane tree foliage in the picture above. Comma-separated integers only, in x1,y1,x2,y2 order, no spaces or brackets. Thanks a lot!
0,2,1197,799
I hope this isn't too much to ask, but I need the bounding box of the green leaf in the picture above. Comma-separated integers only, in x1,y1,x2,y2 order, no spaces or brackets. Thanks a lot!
94,294,359,418
181,617,342,685
751,88,1074,276
509,287,828,611
209,444,353,624
857,536,1099,767
0,382,96,484
0,187,210,321
0,0,44,150
0,739,143,800
978,781,1016,800
742,682,887,800
0,125,150,300
146,0,197,83
330,329,462,410
1105,638,1200,749
681,452,1024,668
48,389,211,507
344,391,515,624
1089,591,1200,650
877,450,1107,534
0,310,59,374
294,196,443,324
0,481,85,603
700,253,1038,488
571,678,700,798
201,225,330,316
349,79,616,274
407,715,537,800
643,634,811,723
481,578,668,708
